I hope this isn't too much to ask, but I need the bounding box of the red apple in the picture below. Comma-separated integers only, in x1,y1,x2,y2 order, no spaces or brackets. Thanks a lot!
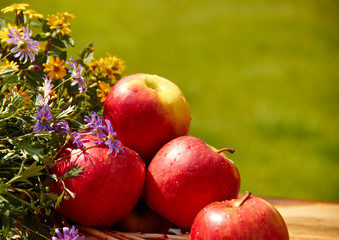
103,73,191,164
144,136,241,230
190,191,289,240
50,135,146,228
113,198,171,233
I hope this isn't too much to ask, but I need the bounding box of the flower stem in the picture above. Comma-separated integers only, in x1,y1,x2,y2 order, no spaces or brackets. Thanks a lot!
51,77,72,93
0,52,13,63
12,218,51,240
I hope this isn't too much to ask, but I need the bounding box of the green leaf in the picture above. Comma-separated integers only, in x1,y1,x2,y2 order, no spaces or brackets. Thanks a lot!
48,46,67,59
41,19,49,32
79,43,94,64
60,164,84,179
9,139,44,161
0,17,6,29
0,68,18,78
25,70,43,88
16,12,25,25
55,190,65,207
30,21,41,28
62,35,75,48
51,38,68,48
7,162,45,185
56,105,75,119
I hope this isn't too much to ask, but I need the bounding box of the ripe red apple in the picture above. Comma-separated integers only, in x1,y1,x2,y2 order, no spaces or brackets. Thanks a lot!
144,136,241,230
113,199,171,233
190,191,289,240
103,73,191,164
50,135,146,228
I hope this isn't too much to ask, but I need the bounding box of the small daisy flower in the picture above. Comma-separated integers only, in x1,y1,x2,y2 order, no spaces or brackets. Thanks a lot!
96,81,111,103
0,24,22,44
97,54,126,81
66,58,87,93
7,27,40,64
53,120,69,135
84,112,105,143
0,60,19,71
3,86,32,108
23,9,44,20
84,111,98,128
43,56,67,80
1,3,29,14
52,226,85,240
33,105,54,132
38,75,54,105
103,119,124,156
53,120,85,149
46,13,73,36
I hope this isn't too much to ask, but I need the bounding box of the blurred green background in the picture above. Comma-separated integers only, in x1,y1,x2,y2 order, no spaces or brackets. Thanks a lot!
1,0,338,201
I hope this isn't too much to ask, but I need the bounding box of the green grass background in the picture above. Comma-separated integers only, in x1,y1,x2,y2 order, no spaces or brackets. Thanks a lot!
1,0,338,201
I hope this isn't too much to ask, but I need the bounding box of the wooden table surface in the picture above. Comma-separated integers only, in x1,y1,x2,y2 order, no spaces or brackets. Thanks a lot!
263,197,339,240
79,197,339,240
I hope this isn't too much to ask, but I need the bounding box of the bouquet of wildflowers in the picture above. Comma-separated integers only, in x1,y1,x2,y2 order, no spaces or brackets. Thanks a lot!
0,3,128,239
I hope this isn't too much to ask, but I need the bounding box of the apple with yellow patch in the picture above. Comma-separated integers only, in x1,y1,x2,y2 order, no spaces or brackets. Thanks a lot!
103,73,191,164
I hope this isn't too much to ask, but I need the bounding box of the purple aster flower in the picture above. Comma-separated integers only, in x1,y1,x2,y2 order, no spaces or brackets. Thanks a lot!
38,75,54,105
66,58,87,93
71,131,86,150
33,105,54,132
52,226,85,240
103,119,124,156
7,27,40,64
84,111,98,128
53,120,69,135
84,112,105,143
53,120,85,149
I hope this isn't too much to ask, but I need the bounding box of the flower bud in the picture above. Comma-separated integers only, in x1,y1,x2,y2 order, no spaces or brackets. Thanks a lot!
28,65,41,72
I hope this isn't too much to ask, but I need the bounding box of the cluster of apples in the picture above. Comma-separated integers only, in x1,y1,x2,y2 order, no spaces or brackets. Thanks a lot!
50,73,289,239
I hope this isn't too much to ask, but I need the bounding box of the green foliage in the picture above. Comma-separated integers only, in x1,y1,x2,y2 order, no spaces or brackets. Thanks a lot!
0,2,127,238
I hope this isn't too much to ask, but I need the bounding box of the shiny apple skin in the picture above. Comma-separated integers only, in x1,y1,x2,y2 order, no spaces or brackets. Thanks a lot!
50,135,146,228
190,195,289,240
145,136,241,230
103,73,191,164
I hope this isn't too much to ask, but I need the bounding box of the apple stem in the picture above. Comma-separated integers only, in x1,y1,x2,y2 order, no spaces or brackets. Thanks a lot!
235,191,252,207
216,148,235,154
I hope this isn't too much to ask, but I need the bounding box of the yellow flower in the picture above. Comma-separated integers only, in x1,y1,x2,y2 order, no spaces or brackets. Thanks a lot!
38,41,45,51
96,81,111,102
0,24,23,44
0,60,19,71
43,56,67,80
57,12,76,20
46,12,74,36
4,86,32,108
23,9,44,20
1,3,29,14
86,60,100,76
97,54,127,80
